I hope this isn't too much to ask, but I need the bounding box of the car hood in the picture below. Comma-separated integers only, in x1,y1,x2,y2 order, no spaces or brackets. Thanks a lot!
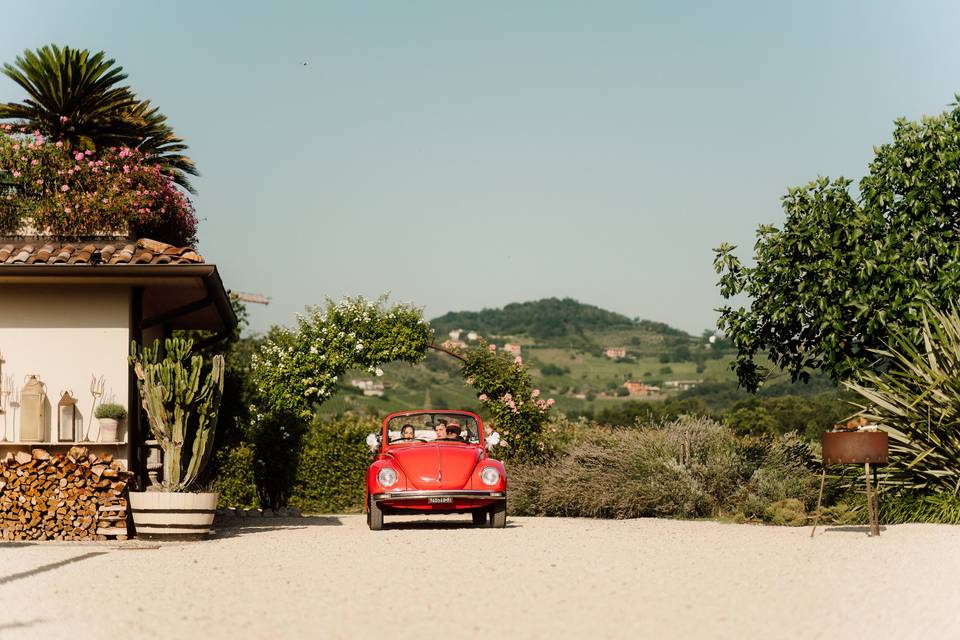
387,444,482,490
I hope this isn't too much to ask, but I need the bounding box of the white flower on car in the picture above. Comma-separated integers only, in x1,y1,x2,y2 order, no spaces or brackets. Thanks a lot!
485,431,501,449
366,432,381,453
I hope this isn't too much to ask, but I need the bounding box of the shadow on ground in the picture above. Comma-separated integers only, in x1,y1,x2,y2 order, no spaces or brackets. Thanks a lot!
819,525,888,536
0,618,45,632
210,516,343,539
381,519,521,531
0,551,108,585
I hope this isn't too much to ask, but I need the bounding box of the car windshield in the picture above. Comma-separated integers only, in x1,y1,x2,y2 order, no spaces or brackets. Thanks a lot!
385,413,481,445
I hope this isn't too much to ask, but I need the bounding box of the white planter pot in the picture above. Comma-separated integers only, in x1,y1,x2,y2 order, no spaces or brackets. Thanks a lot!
129,491,218,540
98,418,119,442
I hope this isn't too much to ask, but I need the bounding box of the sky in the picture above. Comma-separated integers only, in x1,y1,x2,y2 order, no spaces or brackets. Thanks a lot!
2,1,960,335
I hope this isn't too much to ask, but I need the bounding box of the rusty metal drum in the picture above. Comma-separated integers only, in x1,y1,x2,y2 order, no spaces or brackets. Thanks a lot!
821,431,888,465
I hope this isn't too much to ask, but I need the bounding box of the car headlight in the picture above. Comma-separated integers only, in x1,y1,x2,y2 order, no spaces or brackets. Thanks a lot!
480,466,500,486
377,467,398,488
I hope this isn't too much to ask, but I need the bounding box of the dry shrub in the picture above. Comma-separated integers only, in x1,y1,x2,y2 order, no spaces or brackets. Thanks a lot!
733,433,820,520
509,415,821,523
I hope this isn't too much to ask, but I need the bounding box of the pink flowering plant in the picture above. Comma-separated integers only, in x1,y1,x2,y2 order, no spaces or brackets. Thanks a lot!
0,126,197,244
460,340,554,461
251,296,433,418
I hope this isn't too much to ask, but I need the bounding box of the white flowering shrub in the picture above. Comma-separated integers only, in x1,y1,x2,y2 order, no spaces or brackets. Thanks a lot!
252,297,432,417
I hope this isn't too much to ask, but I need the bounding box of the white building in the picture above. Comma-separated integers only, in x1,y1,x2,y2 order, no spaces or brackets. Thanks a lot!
0,236,235,474
664,379,703,391
351,379,386,396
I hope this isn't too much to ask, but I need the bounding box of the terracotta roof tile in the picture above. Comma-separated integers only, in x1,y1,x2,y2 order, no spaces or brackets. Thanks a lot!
0,238,204,266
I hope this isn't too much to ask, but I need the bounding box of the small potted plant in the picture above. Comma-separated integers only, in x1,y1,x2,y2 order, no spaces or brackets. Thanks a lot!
94,403,127,442
128,337,225,540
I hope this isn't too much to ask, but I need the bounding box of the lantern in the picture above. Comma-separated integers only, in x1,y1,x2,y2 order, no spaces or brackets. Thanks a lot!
58,391,80,442
20,375,46,442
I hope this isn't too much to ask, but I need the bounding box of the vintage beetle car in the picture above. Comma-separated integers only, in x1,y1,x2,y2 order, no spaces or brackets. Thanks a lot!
366,410,507,530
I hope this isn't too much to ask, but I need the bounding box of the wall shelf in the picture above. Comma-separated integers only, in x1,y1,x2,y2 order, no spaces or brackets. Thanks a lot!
0,441,127,447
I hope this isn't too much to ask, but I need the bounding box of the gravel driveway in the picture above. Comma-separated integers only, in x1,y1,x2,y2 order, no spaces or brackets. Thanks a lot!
1,515,958,639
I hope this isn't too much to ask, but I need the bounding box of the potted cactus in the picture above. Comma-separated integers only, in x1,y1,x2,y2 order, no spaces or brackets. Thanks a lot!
128,337,225,540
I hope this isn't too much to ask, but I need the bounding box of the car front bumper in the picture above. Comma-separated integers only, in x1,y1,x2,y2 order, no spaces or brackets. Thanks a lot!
373,490,505,502
373,490,505,513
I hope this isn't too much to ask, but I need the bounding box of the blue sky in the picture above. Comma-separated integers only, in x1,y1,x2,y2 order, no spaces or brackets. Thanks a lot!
3,1,960,335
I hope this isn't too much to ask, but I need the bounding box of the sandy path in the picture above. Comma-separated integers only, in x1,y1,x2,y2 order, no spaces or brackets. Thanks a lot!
1,515,958,639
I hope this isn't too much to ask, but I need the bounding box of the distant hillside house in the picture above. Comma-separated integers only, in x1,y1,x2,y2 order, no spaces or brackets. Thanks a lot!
441,339,467,352
503,343,522,356
603,347,627,359
448,329,463,341
351,379,385,397
664,379,703,391
466,331,479,342
623,380,660,397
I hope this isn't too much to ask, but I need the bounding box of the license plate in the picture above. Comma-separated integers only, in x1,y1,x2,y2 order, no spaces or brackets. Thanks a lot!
428,497,453,504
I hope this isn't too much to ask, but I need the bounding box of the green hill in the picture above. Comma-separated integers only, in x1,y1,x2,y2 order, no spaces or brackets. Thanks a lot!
317,298,739,418
431,297,692,350
431,297,635,341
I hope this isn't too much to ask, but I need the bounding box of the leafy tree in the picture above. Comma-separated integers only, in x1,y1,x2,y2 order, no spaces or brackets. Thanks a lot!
538,362,570,377
0,45,197,191
723,396,849,439
715,99,960,391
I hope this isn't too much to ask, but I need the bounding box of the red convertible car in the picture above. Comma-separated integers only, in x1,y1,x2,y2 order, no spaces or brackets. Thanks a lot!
366,410,507,530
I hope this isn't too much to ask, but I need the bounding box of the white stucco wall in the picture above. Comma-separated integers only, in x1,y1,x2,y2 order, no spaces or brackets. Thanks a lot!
0,285,130,445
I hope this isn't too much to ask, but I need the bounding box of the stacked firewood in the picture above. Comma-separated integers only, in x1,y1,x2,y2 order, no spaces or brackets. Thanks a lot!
0,446,132,541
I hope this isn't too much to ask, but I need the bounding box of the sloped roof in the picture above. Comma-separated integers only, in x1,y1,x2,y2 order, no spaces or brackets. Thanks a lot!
0,237,234,331
0,238,202,265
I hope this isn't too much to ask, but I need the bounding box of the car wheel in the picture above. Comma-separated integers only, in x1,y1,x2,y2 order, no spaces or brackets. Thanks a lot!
472,510,487,526
490,500,506,529
368,498,384,531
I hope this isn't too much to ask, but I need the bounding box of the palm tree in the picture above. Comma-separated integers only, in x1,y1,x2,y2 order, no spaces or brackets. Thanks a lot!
115,99,198,192
0,45,198,191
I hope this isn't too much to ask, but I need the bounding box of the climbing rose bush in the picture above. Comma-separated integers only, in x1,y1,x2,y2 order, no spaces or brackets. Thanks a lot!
0,127,197,245
460,340,554,461
252,297,433,418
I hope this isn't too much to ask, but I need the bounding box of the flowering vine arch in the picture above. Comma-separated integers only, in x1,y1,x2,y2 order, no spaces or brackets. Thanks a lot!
252,297,553,460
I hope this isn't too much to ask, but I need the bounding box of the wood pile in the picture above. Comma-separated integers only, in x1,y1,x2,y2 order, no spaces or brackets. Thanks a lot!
0,446,132,541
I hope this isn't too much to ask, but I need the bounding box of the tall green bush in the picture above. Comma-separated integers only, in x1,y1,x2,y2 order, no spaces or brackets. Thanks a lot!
214,443,259,509
248,409,310,509
288,416,375,513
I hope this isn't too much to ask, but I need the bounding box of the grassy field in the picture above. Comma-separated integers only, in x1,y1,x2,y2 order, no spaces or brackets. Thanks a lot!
316,338,737,419
313,298,742,419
